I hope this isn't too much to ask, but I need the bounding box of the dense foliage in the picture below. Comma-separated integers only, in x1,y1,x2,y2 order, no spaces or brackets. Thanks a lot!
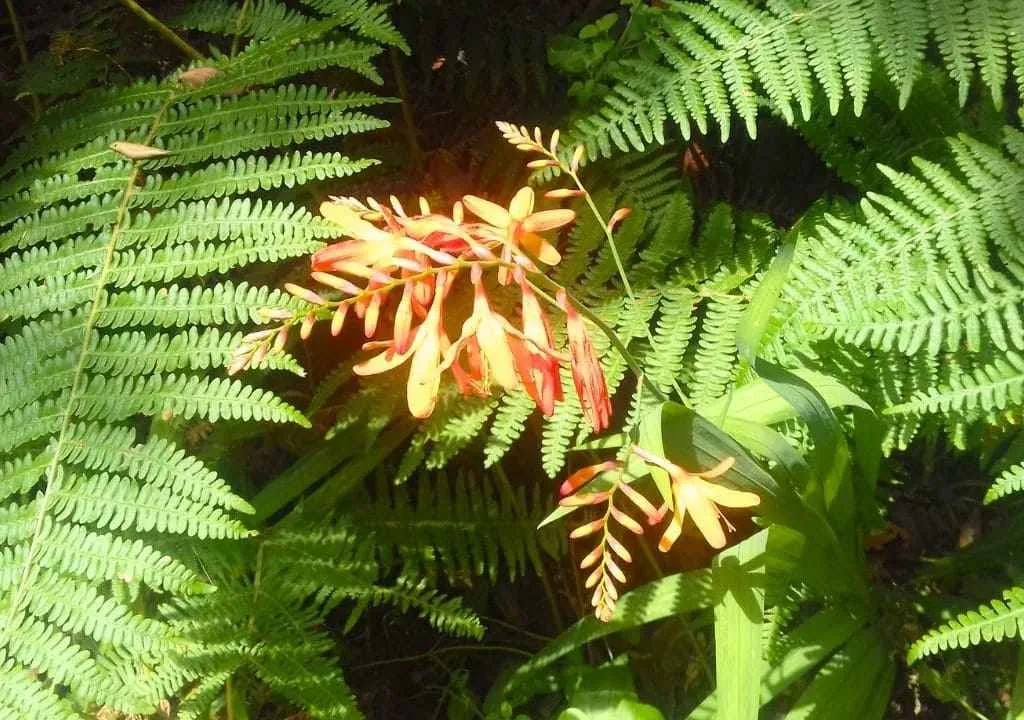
1,0,1023,718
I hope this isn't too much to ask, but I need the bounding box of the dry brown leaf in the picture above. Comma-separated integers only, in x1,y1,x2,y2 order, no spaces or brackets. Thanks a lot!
109,141,170,160
178,66,221,88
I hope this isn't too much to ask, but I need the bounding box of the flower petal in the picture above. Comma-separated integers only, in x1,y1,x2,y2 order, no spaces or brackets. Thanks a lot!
522,209,576,233
463,195,510,227
353,336,418,375
407,330,442,418
560,460,618,496
682,484,727,549
631,445,680,478
701,482,761,508
518,231,562,265
508,186,535,220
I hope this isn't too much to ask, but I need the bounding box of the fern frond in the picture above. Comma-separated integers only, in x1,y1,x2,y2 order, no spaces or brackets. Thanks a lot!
561,0,1024,164
483,390,535,468
909,586,1024,662
176,0,313,40
0,1,395,713
984,462,1024,504
778,128,1024,359
883,352,1024,419
347,576,484,639
689,293,746,409
646,283,697,396
353,471,556,582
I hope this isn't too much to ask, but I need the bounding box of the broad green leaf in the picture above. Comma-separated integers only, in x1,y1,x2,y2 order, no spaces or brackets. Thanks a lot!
713,418,809,491
559,660,666,720
736,241,793,365
785,626,890,720
697,370,870,428
688,603,865,718
753,361,854,530
713,530,767,720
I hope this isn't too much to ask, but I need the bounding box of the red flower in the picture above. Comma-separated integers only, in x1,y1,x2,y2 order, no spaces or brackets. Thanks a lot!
514,273,563,415
557,290,612,432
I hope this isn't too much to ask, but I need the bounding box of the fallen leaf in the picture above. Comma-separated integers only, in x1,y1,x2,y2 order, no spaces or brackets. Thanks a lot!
178,66,221,88
110,141,170,160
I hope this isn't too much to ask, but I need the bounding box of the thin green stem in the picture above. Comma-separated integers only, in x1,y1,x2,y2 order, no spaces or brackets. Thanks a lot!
529,136,689,404
117,0,204,61
225,676,236,720
349,644,534,671
3,0,40,118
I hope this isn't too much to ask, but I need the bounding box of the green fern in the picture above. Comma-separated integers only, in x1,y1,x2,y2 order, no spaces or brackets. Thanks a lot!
0,1,394,715
558,0,1024,166
770,126,1024,448
908,587,1024,663
355,470,560,582
984,462,1024,504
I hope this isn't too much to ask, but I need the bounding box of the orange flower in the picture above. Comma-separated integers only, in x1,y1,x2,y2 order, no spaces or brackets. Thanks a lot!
441,265,520,393
514,273,563,416
557,289,612,432
630,446,759,550
463,187,574,282
560,460,620,496
353,272,450,418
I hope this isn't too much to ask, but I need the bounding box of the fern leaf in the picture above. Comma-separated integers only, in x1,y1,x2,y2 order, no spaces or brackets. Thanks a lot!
909,587,1024,662
984,462,1024,504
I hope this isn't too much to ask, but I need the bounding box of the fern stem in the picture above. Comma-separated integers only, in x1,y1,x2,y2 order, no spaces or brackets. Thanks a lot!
117,0,204,61
3,0,39,119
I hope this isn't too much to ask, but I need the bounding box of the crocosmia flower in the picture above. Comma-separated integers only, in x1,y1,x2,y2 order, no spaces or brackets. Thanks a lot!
557,289,612,432
630,446,759,550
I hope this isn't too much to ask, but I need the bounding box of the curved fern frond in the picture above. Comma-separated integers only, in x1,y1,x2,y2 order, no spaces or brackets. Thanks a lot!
984,462,1024,504
909,586,1024,663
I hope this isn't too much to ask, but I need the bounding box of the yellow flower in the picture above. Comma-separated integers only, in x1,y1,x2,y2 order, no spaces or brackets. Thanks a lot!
353,272,450,418
463,187,574,282
630,446,759,550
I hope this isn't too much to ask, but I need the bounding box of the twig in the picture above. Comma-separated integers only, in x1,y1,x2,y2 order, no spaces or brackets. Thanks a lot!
117,0,204,61
3,0,40,118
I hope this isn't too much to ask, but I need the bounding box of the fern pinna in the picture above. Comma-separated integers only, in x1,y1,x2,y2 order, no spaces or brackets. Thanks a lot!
0,2,399,716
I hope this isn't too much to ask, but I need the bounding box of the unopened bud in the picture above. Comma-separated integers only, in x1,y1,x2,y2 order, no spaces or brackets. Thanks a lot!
545,188,585,199
300,312,316,340
285,283,326,305
570,144,585,173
